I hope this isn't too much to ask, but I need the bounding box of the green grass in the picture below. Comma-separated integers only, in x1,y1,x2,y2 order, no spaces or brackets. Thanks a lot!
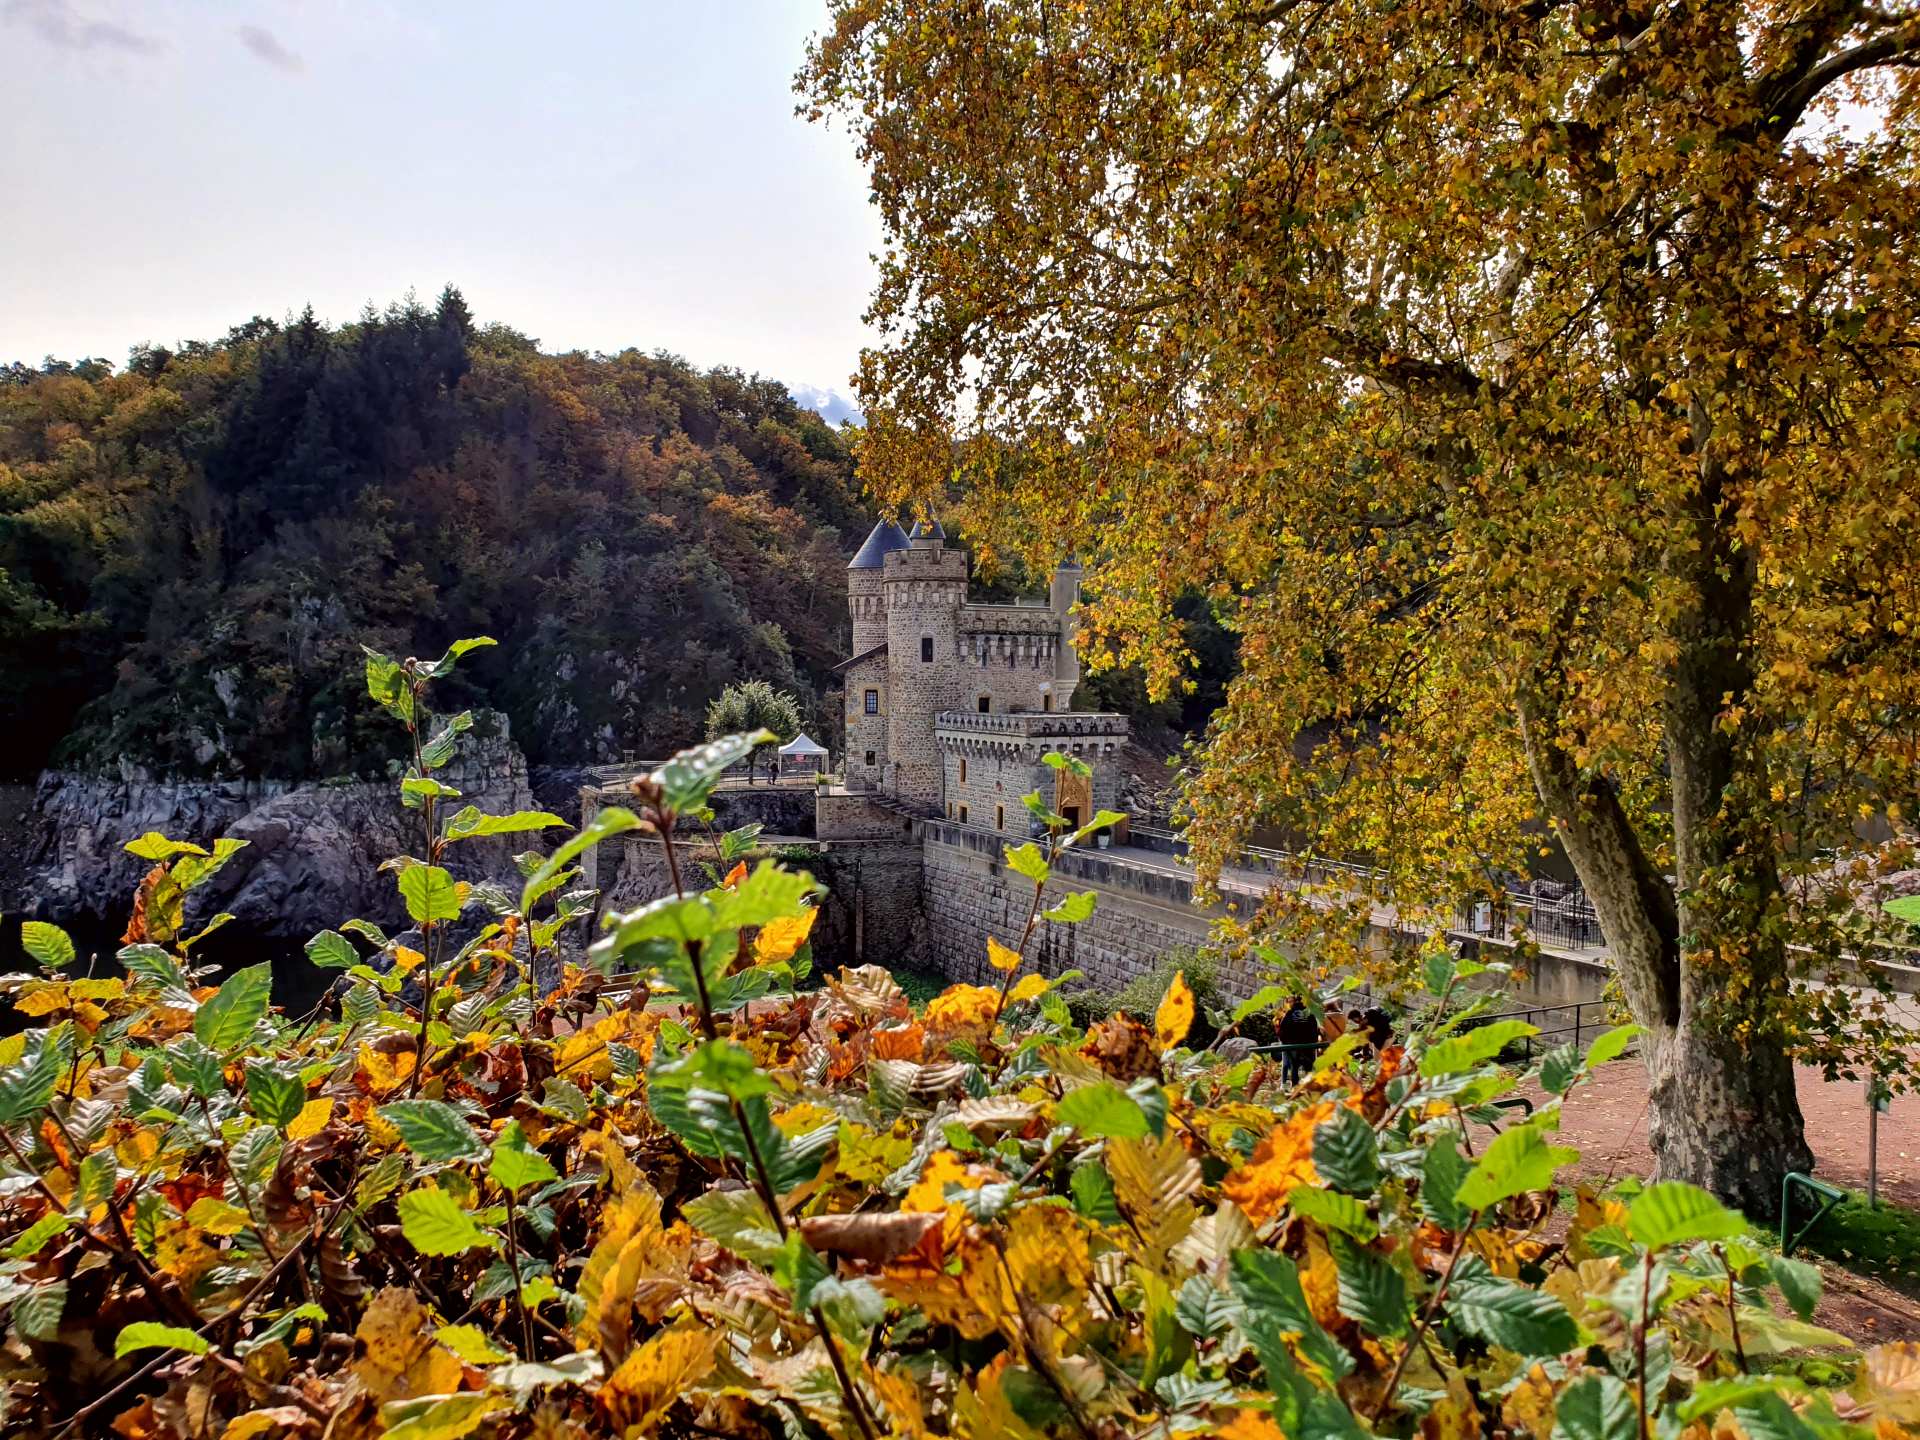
891,964,948,1010
1771,1189,1920,1298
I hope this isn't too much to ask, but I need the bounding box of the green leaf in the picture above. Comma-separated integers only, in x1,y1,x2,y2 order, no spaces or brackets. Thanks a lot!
444,808,569,842
0,1024,73,1126
1419,1019,1539,1077
114,1321,210,1358
653,731,774,813
1056,1081,1149,1139
419,709,475,769
1232,985,1291,1025
489,1121,559,1193
398,1186,496,1255
194,963,273,1051
520,806,641,916
419,635,497,679
1628,1181,1742,1250
398,864,467,925
1422,947,1456,996
1447,1273,1577,1356
1003,842,1050,885
1043,890,1097,924
1312,1104,1380,1193
1288,1186,1377,1240
363,648,413,721
380,1100,487,1162
1229,1249,1353,1382
683,1188,785,1263
7,1214,71,1259
1070,1163,1122,1224
1769,1254,1821,1320
1584,1024,1643,1069
171,837,247,893
245,1062,307,1128
1331,1234,1407,1336
304,930,358,969
1420,1133,1473,1230
1454,1121,1578,1211
1539,1043,1580,1096
707,862,822,930
19,921,74,969
401,775,462,810
1069,809,1127,846
1551,1374,1640,1440
13,1281,66,1340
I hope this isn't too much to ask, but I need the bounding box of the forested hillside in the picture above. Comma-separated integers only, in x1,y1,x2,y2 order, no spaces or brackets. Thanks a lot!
0,290,867,780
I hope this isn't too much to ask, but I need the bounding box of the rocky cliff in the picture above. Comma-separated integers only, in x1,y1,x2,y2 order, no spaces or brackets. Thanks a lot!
6,718,537,945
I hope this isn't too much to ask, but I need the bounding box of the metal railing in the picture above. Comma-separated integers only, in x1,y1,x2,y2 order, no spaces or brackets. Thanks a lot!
1129,824,1608,953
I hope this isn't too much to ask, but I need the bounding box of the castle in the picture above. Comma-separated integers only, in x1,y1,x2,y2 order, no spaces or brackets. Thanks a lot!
833,517,1127,833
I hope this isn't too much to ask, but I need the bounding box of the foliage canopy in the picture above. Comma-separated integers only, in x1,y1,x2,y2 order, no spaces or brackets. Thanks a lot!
800,0,1920,1215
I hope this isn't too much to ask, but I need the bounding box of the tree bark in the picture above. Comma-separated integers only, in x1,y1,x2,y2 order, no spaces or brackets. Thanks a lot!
1514,670,1811,1221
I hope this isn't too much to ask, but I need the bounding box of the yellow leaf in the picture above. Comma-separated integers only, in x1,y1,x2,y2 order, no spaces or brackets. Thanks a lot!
287,1096,335,1141
380,1392,512,1440
0,1033,24,1067
986,936,1022,972
354,1287,461,1404
434,1322,511,1365
903,1150,984,1213
220,1409,313,1440
391,946,426,974
1154,970,1195,1049
69,977,125,1002
598,1326,718,1433
754,909,817,965
1007,973,1050,1005
186,1197,254,1236
154,1216,218,1285
14,984,68,1017
924,983,1001,1031
721,860,748,890
1214,1412,1289,1440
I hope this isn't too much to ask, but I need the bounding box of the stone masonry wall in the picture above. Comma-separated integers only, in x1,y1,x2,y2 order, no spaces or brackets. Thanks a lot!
919,819,1267,999
882,545,968,805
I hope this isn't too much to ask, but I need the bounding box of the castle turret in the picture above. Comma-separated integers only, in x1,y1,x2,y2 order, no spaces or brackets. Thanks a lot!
847,518,909,654
1049,555,1082,708
883,522,967,806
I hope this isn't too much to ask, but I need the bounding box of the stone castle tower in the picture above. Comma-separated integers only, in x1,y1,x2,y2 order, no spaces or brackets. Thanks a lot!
836,517,1104,812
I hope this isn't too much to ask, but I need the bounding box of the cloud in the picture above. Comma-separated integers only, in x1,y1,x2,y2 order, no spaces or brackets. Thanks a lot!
236,23,302,72
2,0,162,53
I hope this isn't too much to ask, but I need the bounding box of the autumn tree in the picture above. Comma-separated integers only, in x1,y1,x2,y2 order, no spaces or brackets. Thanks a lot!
706,679,802,783
803,0,1920,1213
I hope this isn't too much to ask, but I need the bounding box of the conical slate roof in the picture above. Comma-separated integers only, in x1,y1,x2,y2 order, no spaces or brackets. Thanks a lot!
848,519,911,569
908,516,946,541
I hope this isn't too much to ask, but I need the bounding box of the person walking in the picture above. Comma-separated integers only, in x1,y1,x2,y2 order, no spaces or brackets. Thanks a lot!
1279,995,1319,1084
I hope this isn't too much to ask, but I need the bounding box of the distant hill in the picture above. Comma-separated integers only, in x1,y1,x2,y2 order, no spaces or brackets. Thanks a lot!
788,383,864,428
0,291,871,779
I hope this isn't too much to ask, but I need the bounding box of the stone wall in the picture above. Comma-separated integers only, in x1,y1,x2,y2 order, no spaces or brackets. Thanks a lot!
919,819,1265,998
817,793,918,842
842,652,889,792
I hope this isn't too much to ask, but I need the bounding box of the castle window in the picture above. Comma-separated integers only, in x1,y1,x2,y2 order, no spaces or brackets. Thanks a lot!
977,695,991,713
921,636,934,663
865,750,876,766
1042,694,1053,712
959,757,967,783
959,804,969,823
996,804,1005,831
864,689,879,714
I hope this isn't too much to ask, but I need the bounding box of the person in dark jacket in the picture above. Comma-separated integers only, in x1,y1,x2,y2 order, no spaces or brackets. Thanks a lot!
1278,995,1319,1083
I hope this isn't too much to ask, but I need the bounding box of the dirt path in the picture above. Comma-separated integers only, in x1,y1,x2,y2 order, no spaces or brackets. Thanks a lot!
1497,1058,1920,1343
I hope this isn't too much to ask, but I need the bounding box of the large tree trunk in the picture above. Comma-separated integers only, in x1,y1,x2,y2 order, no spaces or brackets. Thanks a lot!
1514,673,1811,1221
1642,1012,1811,1222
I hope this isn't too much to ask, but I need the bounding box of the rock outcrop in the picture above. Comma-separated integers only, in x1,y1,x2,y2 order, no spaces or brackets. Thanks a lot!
10,718,537,944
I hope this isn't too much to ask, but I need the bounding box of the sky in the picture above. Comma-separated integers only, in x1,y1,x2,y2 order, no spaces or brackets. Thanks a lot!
0,0,882,399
